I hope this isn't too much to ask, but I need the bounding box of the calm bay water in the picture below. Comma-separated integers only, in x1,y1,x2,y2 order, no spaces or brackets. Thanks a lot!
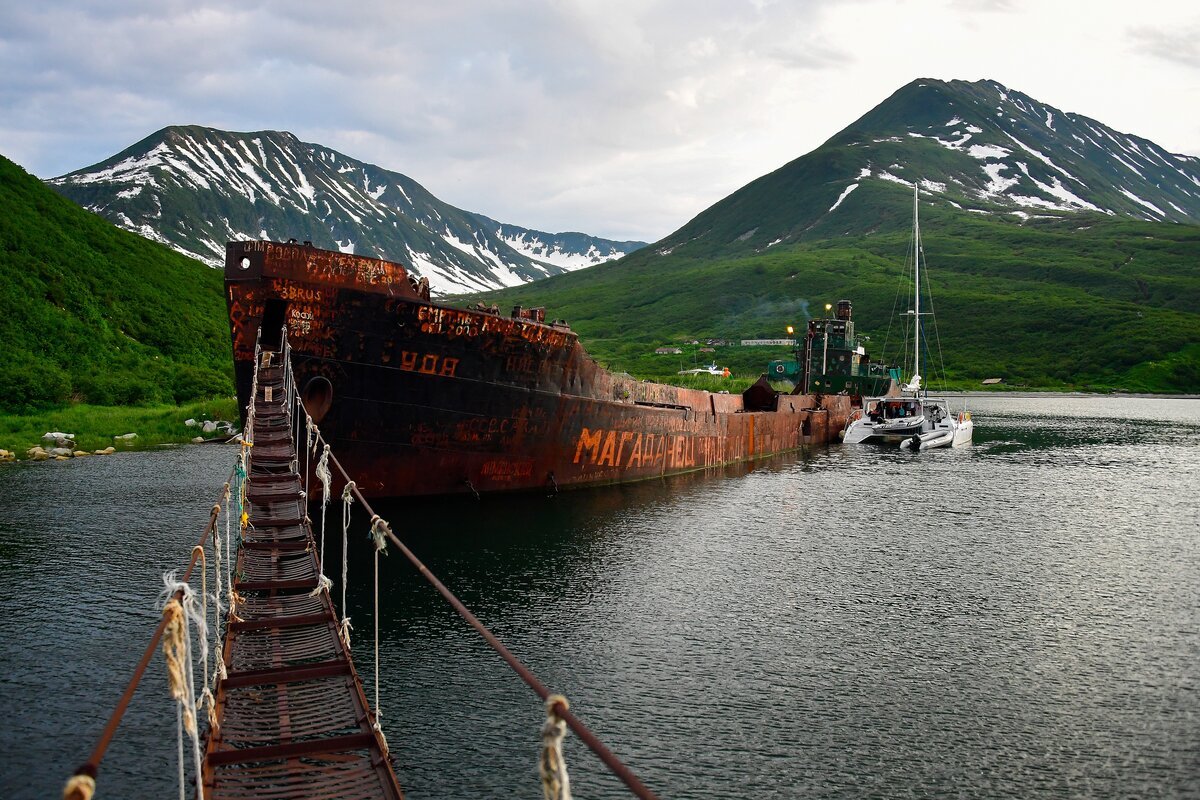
1,395,1197,798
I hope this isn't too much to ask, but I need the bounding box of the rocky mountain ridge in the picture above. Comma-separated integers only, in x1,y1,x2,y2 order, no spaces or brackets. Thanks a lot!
654,78,1200,256
48,126,645,294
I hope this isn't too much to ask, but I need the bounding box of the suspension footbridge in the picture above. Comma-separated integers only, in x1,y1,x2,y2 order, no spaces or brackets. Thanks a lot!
64,334,658,800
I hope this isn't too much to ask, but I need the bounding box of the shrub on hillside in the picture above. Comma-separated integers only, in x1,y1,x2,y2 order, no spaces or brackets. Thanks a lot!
74,371,164,406
0,352,72,413
170,364,232,403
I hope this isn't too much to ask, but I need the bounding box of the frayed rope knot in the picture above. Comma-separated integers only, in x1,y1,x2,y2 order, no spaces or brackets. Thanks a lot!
539,694,572,800
368,515,390,555
203,687,218,732
340,616,353,650
63,773,96,800
309,573,334,597
316,444,332,507
161,599,196,736
373,718,390,756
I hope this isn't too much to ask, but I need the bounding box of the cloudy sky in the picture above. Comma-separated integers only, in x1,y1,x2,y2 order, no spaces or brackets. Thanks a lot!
2,0,1197,242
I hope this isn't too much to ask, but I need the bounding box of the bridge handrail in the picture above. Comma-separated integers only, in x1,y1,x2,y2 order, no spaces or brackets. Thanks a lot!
64,461,238,798
309,410,661,800
65,327,263,800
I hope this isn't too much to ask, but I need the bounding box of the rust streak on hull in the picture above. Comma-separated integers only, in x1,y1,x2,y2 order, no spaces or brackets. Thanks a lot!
226,240,850,498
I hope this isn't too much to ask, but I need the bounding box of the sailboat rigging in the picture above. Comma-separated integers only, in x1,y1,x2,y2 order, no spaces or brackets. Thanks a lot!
842,183,973,450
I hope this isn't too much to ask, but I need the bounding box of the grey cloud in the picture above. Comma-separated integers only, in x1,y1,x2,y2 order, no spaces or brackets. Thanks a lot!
0,0,844,238
1129,24,1200,69
949,0,1017,11
2,0,1194,242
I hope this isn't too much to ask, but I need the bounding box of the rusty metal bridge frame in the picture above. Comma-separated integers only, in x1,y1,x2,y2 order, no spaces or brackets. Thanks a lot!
202,351,402,799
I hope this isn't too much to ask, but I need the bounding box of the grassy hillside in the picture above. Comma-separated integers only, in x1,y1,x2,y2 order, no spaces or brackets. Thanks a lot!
0,155,232,413
472,185,1200,393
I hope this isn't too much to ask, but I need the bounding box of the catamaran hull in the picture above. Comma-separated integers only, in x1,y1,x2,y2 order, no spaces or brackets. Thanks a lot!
842,419,924,444
901,419,974,450
951,420,974,447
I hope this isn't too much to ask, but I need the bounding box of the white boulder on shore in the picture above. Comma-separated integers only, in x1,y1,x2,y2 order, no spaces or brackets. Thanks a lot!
42,432,76,448
193,420,238,438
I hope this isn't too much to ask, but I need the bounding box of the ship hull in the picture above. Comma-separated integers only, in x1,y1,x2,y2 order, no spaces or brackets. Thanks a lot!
226,241,850,498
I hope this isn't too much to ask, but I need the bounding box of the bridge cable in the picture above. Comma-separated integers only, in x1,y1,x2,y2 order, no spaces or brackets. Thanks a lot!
63,485,231,799
340,482,356,649
313,425,661,800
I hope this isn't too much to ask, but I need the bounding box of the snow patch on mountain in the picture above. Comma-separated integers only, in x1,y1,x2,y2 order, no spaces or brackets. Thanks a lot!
828,183,858,212
499,231,632,271
1013,163,1102,211
1119,188,1165,217
968,144,1010,160
981,163,1019,195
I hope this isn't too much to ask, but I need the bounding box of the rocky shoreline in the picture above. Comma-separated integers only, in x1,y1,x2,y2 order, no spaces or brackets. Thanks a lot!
0,419,240,463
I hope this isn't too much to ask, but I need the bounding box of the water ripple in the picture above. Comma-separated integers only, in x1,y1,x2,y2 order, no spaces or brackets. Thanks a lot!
1,398,1198,798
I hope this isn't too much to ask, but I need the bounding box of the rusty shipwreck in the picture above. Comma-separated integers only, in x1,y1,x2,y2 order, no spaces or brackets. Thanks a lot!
226,240,853,498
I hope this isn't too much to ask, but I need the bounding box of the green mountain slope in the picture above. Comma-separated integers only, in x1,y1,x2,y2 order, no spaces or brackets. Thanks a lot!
0,154,231,412
472,79,1200,393
477,183,1200,393
655,79,1199,260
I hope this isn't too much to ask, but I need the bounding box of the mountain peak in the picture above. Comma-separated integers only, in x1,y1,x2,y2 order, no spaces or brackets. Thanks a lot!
48,125,645,294
659,77,1199,257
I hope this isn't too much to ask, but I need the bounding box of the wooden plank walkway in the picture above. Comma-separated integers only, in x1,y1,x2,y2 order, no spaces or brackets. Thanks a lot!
202,357,403,799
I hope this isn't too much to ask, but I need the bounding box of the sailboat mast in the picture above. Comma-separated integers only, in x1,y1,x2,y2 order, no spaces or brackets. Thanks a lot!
912,183,920,386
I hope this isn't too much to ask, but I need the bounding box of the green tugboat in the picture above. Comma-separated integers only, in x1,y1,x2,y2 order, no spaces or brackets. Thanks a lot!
767,300,896,398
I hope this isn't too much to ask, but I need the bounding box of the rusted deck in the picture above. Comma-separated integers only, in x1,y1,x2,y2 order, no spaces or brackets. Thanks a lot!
203,359,403,799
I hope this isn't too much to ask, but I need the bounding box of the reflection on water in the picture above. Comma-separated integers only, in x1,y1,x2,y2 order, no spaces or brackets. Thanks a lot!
1,397,1198,799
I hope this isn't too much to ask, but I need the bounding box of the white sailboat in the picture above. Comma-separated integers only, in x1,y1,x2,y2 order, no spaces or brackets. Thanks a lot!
842,184,973,450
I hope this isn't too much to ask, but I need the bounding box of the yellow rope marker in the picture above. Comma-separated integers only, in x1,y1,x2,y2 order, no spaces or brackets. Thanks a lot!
161,599,196,736
62,774,95,800
539,694,572,800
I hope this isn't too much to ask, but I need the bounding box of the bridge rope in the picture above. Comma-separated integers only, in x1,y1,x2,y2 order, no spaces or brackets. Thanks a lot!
309,418,661,800
63,332,261,800
340,481,356,650
63,483,231,799
310,440,334,599
540,694,573,800
65,324,660,800
159,572,207,800
212,499,227,683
